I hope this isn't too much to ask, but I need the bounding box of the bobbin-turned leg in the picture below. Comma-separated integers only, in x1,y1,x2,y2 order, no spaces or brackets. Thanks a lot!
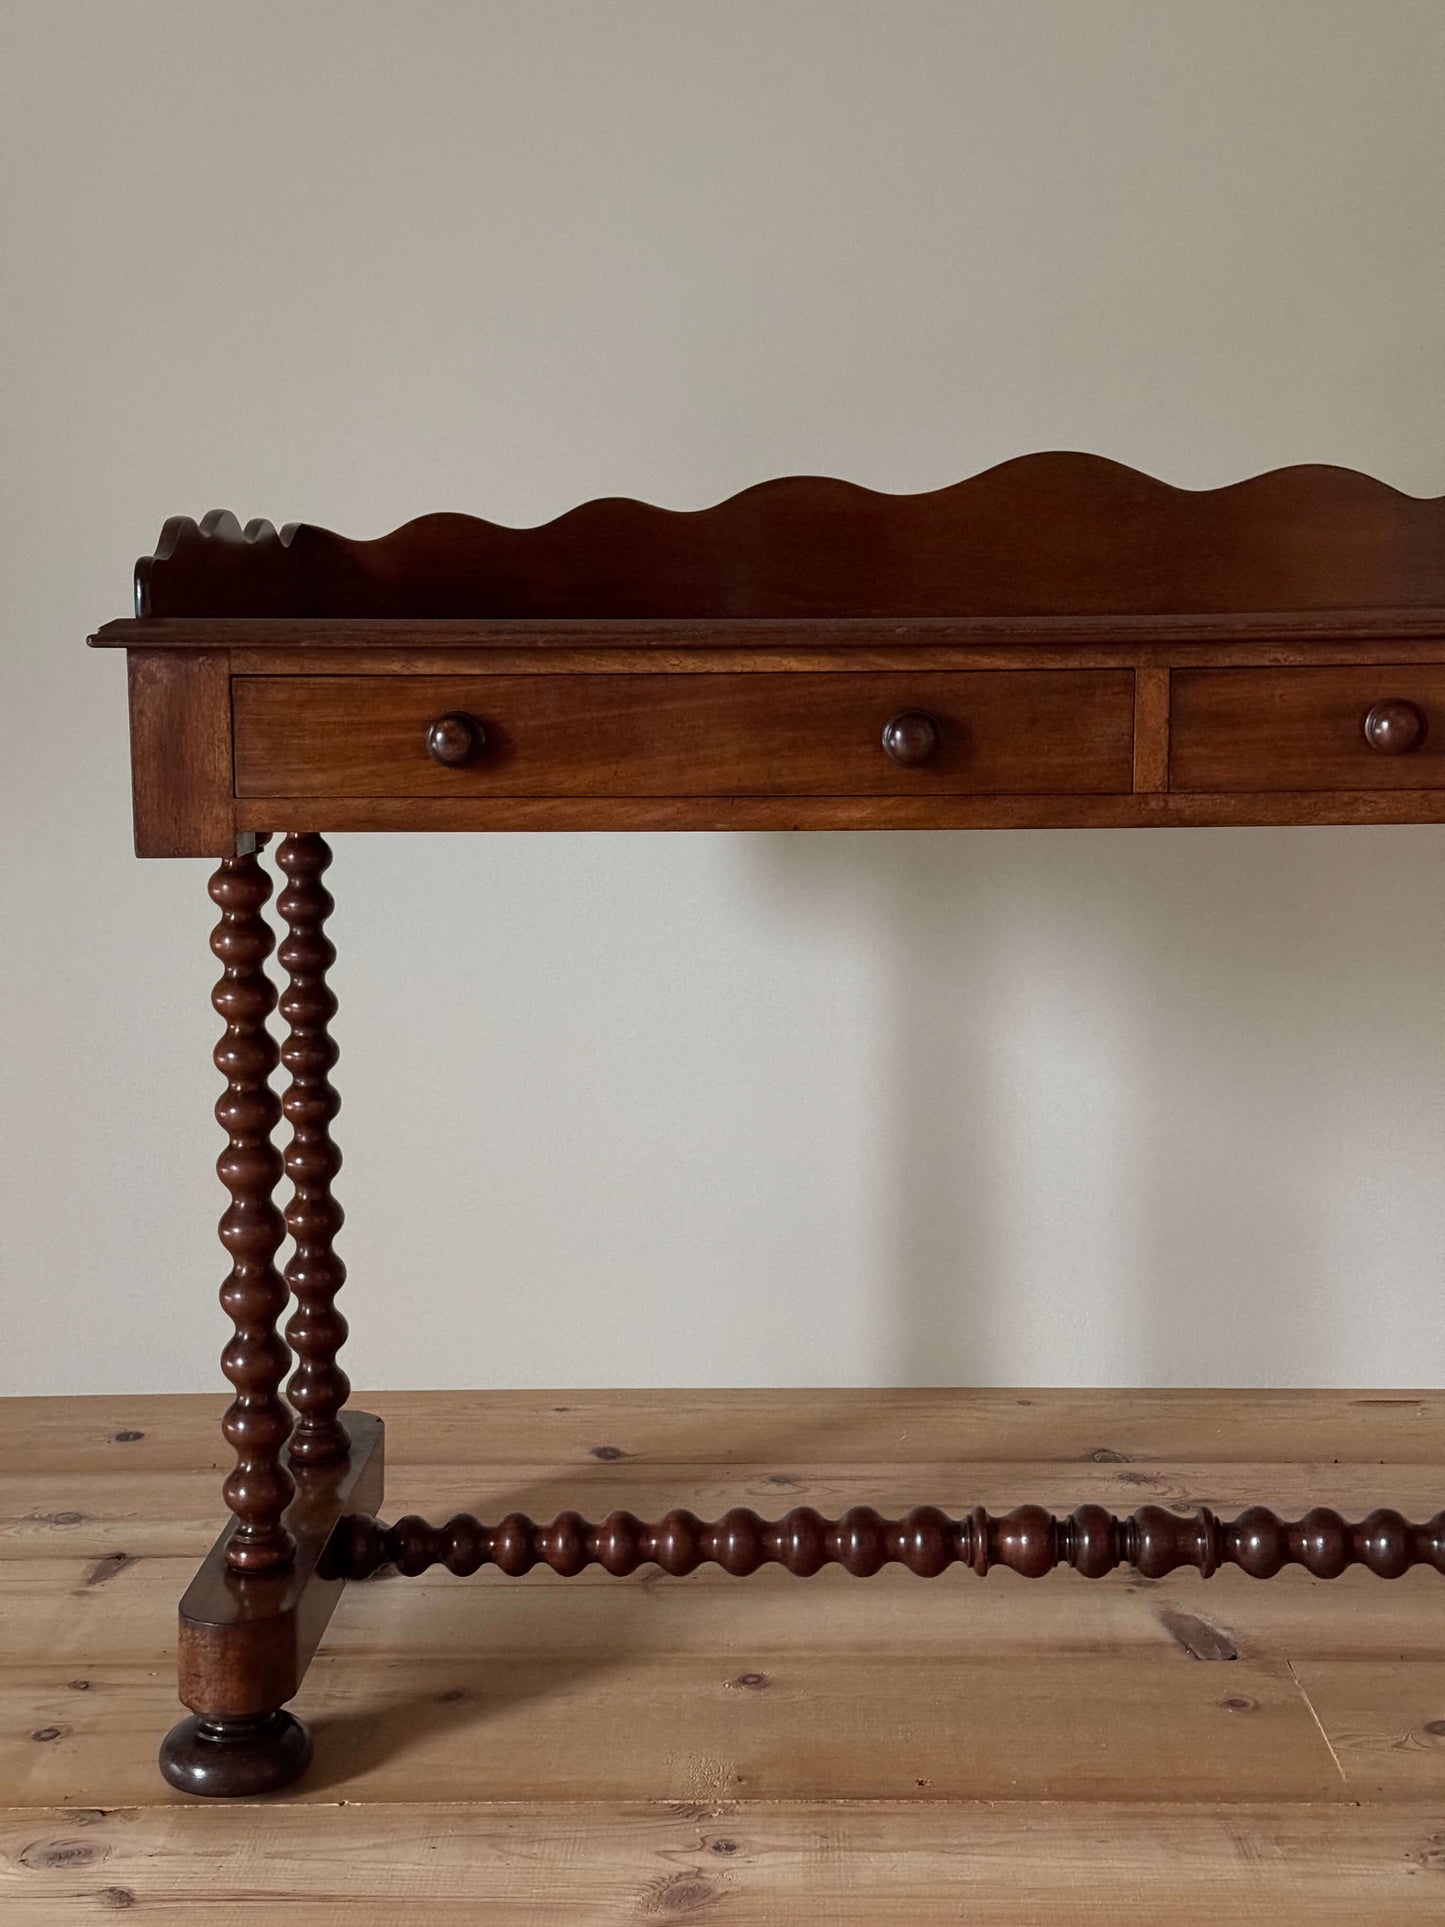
162,840,383,1797
209,844,295,1574
276,832,350,1463
162,844,300,1795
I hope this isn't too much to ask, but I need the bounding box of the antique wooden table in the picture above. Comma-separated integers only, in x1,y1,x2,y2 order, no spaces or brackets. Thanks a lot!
92,453,1445,1797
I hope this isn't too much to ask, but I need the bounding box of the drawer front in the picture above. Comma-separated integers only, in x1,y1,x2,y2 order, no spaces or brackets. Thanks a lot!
233,672,1135,798
1171,667,1445,792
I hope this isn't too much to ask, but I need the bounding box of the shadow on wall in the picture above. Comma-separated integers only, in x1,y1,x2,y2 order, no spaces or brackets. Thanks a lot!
747,825,1445,1389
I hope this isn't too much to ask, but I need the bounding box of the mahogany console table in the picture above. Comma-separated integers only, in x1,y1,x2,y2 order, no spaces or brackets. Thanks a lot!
92,453,1445,1798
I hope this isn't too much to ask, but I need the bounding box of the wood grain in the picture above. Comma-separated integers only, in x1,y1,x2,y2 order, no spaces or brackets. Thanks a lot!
217,638,1445,677
7,1461,1445,1568
16,1553,1445,1666
232,670,1135,799
1171,665,1445,791
5,1802,1444,1923
1,1651,1359,1809
90,609,1445,653
2,1389,1441,1916
2,1388,1439,1475
86,452,1445,1902
119,457,1445,619
124,650,233,856
234,788,1445,833
1133,666,1171,791
175,1413,383,1720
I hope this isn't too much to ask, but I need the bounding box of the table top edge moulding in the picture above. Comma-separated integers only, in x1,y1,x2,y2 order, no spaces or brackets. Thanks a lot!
92,450,1445,1799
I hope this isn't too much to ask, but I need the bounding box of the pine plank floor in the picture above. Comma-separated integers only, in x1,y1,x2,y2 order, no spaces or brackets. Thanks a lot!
1,1388,1442,1922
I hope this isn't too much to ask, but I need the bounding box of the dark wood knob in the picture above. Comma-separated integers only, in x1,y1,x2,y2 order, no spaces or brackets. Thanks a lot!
425,711,483,767
881,710,940,766
1362,699,1426,755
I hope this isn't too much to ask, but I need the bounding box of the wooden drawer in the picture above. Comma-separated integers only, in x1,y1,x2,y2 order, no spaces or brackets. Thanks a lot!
1170,667,1445,792
233,672,1135,798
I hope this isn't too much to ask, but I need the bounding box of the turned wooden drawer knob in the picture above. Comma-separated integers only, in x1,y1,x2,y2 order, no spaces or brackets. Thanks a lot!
1362,699,1426,755
881,710,940,766
425,711,484,767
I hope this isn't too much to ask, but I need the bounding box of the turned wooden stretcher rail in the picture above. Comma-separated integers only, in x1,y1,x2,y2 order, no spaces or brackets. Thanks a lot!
88,452,1445,1798
338,1501,1445,1582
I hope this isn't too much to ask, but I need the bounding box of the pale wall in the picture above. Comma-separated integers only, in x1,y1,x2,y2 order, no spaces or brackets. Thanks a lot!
3,1,1442,1394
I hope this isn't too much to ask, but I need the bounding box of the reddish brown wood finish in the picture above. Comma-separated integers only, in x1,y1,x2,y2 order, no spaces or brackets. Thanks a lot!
129,457,1445,619
94,456,1445,1800
90,609,1445,657
232,790,1445,833
232,670,1135,800
1169,666,1445,792
1133,667,1171,793
177,1414,384,1716
880,709,940,766
158,1709,313,1798
1363,697,1428,754
91,459,1445,849
338,1498,1445,1583
124,649,233,856
161,1410,384,1795
209,849,295,1573
276,833,350,1464
425,711,483,767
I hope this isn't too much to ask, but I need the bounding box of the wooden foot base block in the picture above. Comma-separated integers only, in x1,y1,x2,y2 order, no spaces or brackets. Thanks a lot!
172,1411,383,1743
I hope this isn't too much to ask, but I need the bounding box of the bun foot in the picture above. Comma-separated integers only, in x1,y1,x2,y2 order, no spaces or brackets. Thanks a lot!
160,1709,312,1797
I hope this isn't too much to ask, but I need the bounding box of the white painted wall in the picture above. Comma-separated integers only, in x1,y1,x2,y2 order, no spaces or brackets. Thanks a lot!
3,1,1442,1396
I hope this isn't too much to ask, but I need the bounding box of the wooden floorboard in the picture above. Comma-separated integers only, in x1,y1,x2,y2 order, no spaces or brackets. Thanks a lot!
5,1802,1445,1923
0,1388,1440,1920
7,1460,1441,1563
3,1387,1440,1473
